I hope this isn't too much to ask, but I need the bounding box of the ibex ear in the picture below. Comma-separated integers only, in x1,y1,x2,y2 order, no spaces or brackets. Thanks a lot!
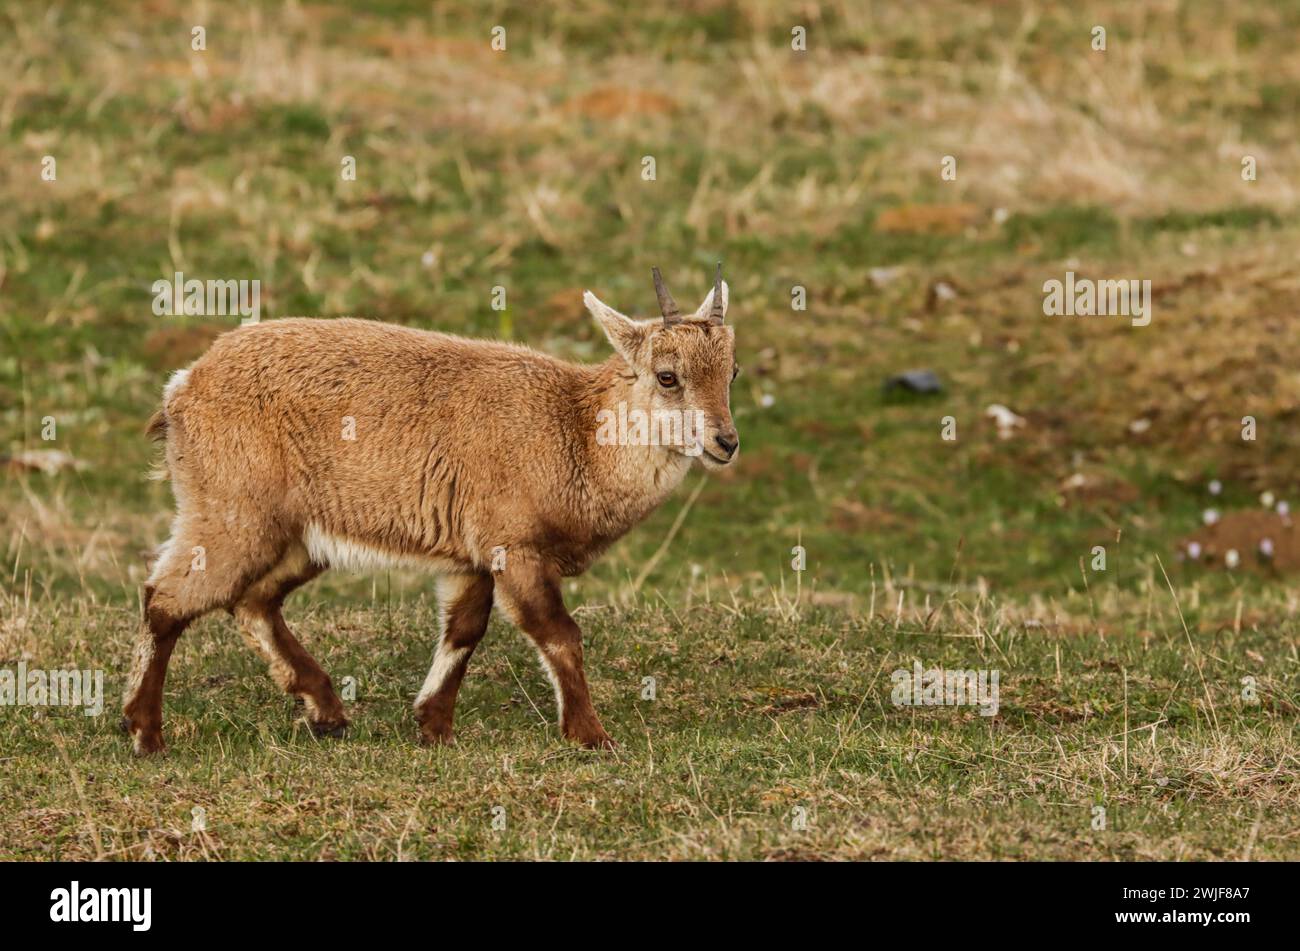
584,291,650,366
693,280,729,321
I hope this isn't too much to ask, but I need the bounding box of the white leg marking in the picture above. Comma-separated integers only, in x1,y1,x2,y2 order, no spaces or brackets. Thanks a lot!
235,608,291,680
536,645,565,723
415,643,471,708
414,574,479,709
125,637,155,702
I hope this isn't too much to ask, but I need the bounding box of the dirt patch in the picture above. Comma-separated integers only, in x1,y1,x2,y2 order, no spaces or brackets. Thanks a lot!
562,87,677,119
2,450,87,476
1178,509,1297,573
1057,470,1141,512
876,203,981,235
142,325,224,369
749,686,820,715
829,499,911,534
362,34,494,63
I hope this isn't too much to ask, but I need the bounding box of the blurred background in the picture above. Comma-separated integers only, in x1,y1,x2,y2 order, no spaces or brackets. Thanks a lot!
7,0,1300,864
3,0,1299,606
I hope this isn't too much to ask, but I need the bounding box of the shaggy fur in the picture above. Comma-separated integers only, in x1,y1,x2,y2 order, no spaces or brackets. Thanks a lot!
122,275,739,754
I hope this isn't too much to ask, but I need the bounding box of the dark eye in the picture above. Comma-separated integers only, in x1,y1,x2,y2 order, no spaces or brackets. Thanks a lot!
657,371,678,388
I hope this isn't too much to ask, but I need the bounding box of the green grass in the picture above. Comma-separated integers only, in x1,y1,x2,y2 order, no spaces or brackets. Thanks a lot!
2,591,1295,860
3,0,1300,859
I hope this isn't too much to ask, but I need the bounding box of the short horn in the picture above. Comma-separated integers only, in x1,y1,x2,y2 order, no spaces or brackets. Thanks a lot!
652,266,681,325
708,261,725,324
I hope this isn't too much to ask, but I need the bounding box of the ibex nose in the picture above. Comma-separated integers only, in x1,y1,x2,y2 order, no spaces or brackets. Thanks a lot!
714,431,739,459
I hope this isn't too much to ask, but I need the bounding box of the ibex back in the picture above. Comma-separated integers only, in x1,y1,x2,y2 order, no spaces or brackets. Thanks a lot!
122,266,740,754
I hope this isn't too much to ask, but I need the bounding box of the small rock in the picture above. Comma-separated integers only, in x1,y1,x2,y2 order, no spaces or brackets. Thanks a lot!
868,266,902,288
883,369,943,395
927,280,958,309
985,404,1026,440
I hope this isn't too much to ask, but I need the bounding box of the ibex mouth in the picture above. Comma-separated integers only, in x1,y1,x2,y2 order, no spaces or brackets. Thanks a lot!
701,450,733,467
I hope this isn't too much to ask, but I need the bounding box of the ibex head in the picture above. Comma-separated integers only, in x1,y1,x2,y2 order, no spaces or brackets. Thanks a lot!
584,263,740,468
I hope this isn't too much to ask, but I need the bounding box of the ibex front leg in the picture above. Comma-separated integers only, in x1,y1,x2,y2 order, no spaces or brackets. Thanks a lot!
495,555,614,750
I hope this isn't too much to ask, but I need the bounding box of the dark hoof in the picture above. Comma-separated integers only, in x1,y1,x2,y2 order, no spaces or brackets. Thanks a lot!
574,732,618,751
131,731,166,756
310,719,348,738
419,726,455,747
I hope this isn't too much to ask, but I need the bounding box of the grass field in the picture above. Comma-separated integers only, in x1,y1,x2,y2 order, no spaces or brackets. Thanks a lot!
2,0,1299,859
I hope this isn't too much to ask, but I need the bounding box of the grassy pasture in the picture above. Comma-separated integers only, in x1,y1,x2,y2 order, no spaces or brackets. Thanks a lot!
1,0,1298,859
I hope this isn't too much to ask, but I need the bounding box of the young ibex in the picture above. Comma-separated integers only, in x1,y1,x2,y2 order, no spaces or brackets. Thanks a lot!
122,266,739,754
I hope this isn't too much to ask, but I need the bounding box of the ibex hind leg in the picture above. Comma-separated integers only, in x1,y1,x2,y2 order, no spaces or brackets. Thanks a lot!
415,572,495,745
122,516,284,755
233,543,347,736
